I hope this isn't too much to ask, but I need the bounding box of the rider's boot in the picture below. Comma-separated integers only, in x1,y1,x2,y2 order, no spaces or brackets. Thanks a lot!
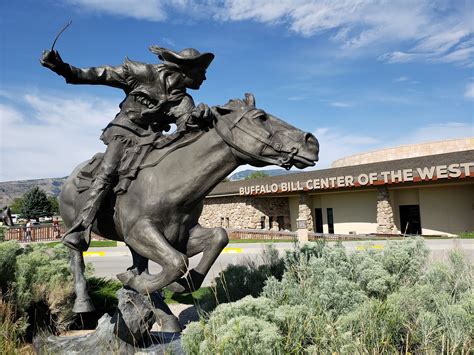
62,139,123,251
61,174,112,252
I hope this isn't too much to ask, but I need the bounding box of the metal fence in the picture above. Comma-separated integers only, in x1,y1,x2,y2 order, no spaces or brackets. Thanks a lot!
227,228,387,241
227,228,297,241
2,225,400,244
4,225,66,243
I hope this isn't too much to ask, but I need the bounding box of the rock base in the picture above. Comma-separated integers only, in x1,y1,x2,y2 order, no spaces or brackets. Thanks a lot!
34,288,184,354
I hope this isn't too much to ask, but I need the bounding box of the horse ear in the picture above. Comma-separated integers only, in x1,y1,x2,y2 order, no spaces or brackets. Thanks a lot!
244,93,256,107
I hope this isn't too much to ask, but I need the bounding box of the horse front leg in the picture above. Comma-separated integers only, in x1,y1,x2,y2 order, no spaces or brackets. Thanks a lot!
116,219,189,294
69,249,95,313
167,225,229,294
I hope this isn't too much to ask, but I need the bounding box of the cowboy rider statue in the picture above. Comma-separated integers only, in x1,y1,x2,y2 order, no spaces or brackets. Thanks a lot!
40,45,214,251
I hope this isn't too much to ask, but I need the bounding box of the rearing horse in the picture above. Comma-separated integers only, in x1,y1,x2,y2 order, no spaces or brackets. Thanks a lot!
60,94,319,313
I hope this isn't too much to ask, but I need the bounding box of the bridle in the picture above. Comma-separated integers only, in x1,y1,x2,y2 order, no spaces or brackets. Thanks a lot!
214,107,299,170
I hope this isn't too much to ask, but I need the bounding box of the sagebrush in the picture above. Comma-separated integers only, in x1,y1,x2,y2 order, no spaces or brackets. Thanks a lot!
182,238,472,354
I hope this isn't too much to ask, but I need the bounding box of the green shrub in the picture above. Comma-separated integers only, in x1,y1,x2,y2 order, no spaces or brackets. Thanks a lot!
0,226,8,242
183,238,472,353
182,297,283,354
0,241,22,295
264,243,367,318
208,244,285,307
13,244,75,334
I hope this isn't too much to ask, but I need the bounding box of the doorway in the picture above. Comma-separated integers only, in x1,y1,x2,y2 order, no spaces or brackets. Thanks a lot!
314,208,323,233
399,205,422,235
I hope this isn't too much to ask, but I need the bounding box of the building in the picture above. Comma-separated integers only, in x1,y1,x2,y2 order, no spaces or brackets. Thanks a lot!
199,139,474,236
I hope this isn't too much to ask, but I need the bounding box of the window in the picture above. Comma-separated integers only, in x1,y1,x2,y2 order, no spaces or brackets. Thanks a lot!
226,217,230,228
327,208,334,234
260,216,266,229
269,216,274,230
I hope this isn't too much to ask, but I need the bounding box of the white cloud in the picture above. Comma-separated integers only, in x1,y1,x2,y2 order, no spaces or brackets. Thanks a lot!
0,92,117,181
394,76,409,82
329,101,352,108
66,0,167,21
310,127,380,168
305,122,473,169
62,1,473,66
391,122,474,148
465,83,474,99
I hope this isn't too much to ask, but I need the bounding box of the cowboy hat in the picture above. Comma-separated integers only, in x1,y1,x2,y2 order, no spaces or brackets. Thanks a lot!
149,46,214,69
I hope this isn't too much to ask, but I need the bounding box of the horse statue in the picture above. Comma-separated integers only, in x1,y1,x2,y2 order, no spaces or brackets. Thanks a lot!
59,94,319,317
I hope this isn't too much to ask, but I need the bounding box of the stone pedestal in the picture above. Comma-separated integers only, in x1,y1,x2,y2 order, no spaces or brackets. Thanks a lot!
376,186,396,234
298,193,313,231
34,288,183,354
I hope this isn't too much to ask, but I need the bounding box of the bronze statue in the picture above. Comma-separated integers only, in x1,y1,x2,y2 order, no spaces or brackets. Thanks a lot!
58,93,318,314
41,46,214,251
40,41,318,347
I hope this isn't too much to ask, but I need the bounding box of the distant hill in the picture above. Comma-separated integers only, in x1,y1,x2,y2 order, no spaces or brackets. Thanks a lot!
228,169,295,181
0,177,67,207
0,168,295,207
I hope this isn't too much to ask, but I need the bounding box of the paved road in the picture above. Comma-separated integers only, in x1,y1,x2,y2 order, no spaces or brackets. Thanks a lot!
85,239,473,286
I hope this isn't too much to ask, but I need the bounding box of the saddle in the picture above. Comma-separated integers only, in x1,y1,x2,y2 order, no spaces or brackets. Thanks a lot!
76,129,201,195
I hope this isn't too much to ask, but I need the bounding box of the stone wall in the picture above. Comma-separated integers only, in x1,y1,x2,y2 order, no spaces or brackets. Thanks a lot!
376,186,396,234
199,196,291,231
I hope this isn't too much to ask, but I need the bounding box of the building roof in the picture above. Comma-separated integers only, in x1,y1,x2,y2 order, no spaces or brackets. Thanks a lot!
208,150,474,197
331,137,474,167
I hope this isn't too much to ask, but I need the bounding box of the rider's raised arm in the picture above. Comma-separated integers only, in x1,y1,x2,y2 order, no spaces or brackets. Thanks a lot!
40,50,127,89
64,64,127,89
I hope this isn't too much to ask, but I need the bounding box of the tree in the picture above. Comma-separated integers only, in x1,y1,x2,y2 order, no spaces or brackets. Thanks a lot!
48,196,60,215
9,197,24,214
20,187,53,220
245,171,269,180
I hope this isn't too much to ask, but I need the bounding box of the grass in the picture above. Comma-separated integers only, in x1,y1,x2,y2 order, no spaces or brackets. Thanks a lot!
45,240,117,248
458,231,474,239
163,287,213,304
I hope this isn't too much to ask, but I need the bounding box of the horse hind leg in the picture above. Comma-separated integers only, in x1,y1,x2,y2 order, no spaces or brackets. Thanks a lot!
70,248,95,313
127,246,149,274
117,219,189,295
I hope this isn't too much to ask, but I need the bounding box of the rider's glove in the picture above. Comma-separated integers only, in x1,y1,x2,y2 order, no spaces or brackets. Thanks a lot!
186,103,214,129
40,50,69,77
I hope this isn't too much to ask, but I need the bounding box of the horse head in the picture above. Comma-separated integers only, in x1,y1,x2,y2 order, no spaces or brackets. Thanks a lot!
213,93,319,170
0,207,14,227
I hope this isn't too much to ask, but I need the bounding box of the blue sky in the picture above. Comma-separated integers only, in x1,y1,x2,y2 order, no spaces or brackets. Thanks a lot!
1,0,473,181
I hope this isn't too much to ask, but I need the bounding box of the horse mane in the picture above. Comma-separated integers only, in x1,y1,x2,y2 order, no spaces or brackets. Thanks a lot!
213,93,265,120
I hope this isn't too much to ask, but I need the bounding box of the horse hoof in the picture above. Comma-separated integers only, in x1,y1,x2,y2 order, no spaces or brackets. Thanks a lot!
117,270,135,285
73,298,95,313
157,314,182,333
166,281,188,294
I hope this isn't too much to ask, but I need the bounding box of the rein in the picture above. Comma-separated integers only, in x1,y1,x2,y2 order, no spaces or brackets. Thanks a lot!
214,108,298,170
135,106,298,172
